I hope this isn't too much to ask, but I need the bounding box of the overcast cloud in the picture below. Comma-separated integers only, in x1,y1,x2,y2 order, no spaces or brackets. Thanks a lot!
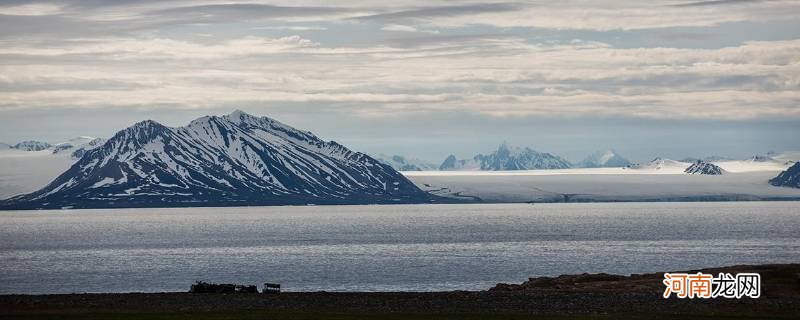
0,0,798,162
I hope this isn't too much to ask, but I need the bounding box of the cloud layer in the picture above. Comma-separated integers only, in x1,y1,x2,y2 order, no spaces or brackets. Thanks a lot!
0,0,799,123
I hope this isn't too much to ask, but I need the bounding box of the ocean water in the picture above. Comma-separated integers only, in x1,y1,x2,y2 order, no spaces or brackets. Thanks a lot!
0,202,798,294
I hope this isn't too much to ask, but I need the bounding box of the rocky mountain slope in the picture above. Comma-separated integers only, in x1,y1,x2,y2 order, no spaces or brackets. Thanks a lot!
769,162,800,188
12,140,52,151
439,143,571,171
373,154,437,171
684,160,725,175
1,111,433,209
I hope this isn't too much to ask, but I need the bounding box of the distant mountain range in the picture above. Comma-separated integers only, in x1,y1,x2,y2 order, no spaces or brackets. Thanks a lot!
373,154,437,171
626,158,690,171
2,117,798,208
12,140,52,151
1,136,105,159
0,111,434,209
440,143,572,171
577,150,632,168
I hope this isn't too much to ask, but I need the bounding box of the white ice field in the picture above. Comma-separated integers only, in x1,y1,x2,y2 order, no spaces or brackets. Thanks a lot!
2,148,799,202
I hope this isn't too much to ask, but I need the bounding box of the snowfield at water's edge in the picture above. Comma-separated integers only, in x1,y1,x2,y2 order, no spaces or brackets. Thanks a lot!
405,154,800,202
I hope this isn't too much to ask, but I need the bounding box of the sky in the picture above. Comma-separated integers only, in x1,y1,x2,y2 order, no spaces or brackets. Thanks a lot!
0,0,798,163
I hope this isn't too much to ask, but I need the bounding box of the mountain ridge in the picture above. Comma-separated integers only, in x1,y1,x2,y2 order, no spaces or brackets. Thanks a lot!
1,111,435,209
374,154,437,171
770,162,800,188
439,143,572,171
684,160,725,175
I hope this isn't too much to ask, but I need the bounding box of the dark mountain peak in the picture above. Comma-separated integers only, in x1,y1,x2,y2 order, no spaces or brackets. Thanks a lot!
125,120,168,135
108,120,169,146
133,119,163,128
439,154,458,170
224,109,260,124
441,145,571,171
475,144,570,170
493,143,533,155
496,142,512,155
684,160,725,175
770,162,800,188
218,110,320,144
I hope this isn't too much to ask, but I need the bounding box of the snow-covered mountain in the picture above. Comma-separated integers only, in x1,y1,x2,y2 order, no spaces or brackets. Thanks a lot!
1,111,433,209
13,140,52,151
684,160,725,175
626,158,690,172
373,154,437,171
770,162,800,188
439,155,479,171
66,137,106,159
52,136,94,154
439,143,572,171
51,136,106,158
577,150,631,168
3,137,103,157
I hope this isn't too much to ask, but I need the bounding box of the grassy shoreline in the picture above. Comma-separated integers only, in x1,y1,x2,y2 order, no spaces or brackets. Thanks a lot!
2,264,798,319
2,292,796,320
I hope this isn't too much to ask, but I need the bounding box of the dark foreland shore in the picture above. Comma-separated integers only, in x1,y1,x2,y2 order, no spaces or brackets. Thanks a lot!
2,264,799,319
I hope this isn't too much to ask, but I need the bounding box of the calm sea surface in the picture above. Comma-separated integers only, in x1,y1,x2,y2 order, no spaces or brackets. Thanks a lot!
0,202,798,294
